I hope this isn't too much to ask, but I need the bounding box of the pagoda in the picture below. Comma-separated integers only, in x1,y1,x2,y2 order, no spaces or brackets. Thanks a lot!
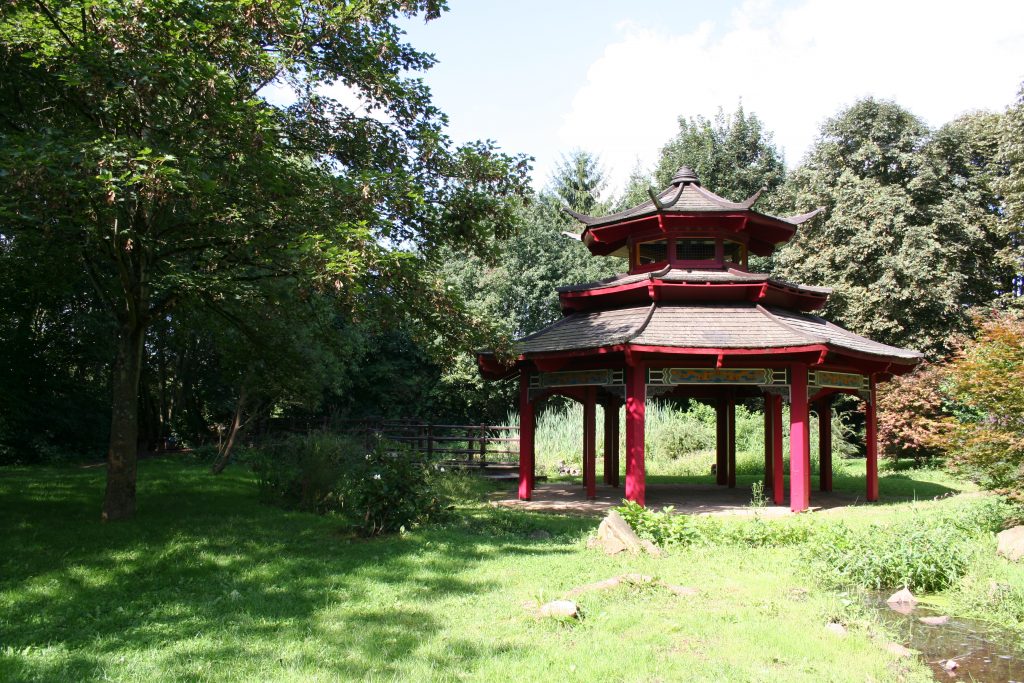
477,167,922,512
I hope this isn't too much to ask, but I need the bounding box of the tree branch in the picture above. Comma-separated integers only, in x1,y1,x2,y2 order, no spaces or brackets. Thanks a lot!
80,248,116,313
33,0,76,49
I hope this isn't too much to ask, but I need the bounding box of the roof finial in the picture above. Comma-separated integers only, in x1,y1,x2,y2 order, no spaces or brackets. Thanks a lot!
671,166,700,186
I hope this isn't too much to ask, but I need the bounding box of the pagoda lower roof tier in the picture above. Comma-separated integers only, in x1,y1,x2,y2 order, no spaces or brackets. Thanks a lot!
477,303,922,379
557,267,831,313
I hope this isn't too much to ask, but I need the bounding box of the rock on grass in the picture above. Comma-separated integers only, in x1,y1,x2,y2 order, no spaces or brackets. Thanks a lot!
539,600,578,619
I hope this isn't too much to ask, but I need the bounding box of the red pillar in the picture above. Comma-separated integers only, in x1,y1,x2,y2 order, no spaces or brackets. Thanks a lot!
518,371,535,501
789,364,811,512
763,395,773,491
866,378,879,502
603,400,620,487
583,388,597,499
715,398,728,485
818,396,833,492
727,396,737,489
625,363,646,506
770,393,785,505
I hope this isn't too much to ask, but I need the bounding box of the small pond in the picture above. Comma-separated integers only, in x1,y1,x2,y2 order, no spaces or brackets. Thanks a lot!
865,593,1024,681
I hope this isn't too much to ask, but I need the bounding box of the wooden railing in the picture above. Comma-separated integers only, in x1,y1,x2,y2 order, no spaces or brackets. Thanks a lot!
260,417,520,465
377,420,520,464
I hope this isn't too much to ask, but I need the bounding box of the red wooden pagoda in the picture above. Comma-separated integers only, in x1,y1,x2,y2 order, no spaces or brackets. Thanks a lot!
478,167,922,512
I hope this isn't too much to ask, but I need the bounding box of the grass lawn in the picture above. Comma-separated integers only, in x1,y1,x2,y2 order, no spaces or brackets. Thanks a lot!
0,458,961,682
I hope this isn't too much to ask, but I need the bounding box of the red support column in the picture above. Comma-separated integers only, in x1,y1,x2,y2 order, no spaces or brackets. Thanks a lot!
763,395,773,491
603,400,620,487
789,364,811,512
518,371,535,501
770,393,784,505
727,396,737,489
715,398,728,485
818,396,833,492
583,388,597,499
866,377,879,502
625,363,646,506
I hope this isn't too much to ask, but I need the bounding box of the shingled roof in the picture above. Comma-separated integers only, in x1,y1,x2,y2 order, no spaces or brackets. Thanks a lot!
513,303,921,363
564,166,821,229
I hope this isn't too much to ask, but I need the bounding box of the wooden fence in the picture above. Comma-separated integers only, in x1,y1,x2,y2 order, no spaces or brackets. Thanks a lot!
377,421,520,464
260,417,520,465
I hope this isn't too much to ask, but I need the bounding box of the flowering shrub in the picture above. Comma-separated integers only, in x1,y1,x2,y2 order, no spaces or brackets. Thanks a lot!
247,432,446,536
345,442,445,536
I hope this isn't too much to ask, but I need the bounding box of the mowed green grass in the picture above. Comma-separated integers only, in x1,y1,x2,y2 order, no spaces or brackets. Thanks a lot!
0,460,934,682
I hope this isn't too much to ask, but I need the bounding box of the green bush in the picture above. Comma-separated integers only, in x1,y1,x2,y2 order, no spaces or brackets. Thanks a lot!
246,432,446,535
616,497,1011,589
615,500,815,548
616,500,701,546
801,497,1010,592
247,432,358,513
945,312,1024,502
346,442,446,536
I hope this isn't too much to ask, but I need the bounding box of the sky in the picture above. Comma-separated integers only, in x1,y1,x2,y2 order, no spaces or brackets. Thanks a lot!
396,0,1024,197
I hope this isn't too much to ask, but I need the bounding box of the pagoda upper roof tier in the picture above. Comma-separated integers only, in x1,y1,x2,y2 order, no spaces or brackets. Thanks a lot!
566,166,821,258
557,266,830,313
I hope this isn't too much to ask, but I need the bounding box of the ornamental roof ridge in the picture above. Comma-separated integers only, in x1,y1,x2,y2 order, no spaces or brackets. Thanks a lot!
754,304,828,345
671,165,700,185
562,175,821,231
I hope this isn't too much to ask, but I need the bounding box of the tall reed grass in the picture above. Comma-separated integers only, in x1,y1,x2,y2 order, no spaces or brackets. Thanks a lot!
505,399,858,477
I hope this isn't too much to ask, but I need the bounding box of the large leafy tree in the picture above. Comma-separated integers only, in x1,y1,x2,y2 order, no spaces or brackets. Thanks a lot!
1001,83,1024,297
0,0,527,519
775,99,1013,358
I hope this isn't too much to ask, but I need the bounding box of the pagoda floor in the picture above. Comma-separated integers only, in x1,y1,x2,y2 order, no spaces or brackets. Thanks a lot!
490,482,865,517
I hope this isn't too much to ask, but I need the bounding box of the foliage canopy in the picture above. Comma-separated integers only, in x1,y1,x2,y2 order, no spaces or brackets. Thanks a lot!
0,0,528,518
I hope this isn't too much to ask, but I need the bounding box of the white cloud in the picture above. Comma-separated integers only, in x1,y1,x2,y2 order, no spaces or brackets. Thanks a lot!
558,0,1024,196
260,79,392,123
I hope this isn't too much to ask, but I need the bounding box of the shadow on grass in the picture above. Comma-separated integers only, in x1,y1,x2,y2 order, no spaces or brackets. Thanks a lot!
0,461,587,681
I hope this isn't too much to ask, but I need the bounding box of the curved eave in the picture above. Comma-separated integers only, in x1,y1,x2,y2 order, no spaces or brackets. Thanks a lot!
556,270,832,313
559,281,829,313
516,342,922,372
581,211,799,258
506,304,921,370
476,351,518,381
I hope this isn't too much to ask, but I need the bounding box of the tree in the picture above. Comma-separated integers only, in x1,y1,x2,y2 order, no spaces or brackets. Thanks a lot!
549,150,608,214
620,104,786,211
0,1,527,519
434,178,623,423
876,363,952,464
945,311,1024,501
0,228,112,462
775,99,1013,358
1000,83,1024,297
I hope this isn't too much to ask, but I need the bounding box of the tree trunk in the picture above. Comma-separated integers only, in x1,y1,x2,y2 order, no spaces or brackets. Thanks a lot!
211,384,248,475
103,324,145,521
